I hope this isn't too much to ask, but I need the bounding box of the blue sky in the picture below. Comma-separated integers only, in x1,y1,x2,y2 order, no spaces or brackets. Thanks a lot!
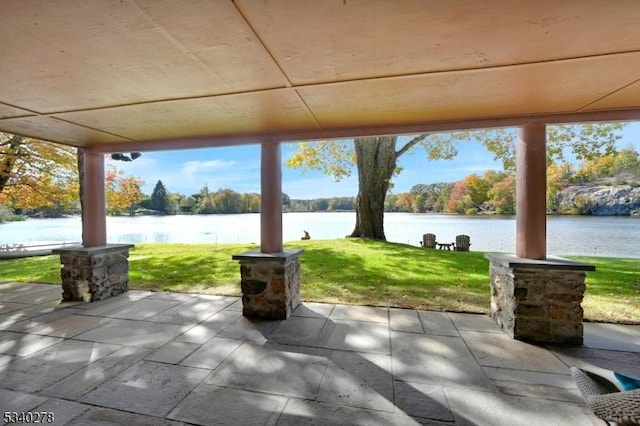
113,123,640,199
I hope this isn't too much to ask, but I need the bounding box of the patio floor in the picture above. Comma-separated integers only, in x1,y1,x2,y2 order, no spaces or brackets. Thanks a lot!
1,282,638,425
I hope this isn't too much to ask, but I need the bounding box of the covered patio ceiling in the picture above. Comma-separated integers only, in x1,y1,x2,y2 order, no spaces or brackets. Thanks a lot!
1,0,640,152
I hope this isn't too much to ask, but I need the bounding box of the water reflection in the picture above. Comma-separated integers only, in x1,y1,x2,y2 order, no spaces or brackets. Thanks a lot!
0,213,637,258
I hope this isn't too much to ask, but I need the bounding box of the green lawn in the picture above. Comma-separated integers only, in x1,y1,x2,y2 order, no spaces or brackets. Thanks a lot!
565,255,640,324
1,239,637,323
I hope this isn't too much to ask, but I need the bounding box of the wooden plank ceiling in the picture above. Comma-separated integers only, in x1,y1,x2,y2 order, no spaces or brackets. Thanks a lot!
1,0,640,151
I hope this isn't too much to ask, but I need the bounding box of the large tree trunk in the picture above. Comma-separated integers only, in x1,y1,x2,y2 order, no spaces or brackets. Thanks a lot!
350,136,398,240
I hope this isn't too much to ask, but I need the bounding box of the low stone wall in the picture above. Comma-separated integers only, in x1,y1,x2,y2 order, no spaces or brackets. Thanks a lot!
233,249,303,320
486,254,594,345
53,244,134,302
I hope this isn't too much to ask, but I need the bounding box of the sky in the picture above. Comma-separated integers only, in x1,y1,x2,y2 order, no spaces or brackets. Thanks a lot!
113,123,640,200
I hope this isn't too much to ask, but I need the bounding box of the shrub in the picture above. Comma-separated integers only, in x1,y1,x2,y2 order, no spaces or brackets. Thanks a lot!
0,204,22,223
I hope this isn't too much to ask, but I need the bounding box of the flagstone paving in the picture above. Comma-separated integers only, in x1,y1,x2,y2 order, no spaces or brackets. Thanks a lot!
1,282,638,425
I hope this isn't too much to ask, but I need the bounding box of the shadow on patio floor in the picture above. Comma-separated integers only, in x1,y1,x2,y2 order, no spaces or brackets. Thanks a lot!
1,282,638,425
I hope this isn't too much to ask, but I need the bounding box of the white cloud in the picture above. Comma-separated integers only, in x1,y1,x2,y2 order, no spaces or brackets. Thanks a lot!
175,160,260,195
182,159,236,176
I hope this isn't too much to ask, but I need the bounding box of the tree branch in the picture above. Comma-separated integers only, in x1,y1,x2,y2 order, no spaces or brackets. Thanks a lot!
396,134,429,158
0,137,21,193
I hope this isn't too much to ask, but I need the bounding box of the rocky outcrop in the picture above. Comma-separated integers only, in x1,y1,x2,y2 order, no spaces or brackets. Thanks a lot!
556,184,640,216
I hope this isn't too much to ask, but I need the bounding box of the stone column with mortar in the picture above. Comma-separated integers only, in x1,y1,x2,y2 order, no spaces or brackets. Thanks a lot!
53,244,134,302
233,249,303,320
486,253,594,345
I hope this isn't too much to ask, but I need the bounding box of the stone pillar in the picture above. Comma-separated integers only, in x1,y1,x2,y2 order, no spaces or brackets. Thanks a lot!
261,141,283,253
53,244,134,302
516,123,547,260
82,151,107,247
485,253,594,345
232,249,303,320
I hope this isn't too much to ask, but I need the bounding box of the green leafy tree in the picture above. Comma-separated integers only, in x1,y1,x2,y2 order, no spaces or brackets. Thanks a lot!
195,185,216,214
461,174,491,207
0,204,20,223
409,184,429,195
213,189,244,213
151,180,169,214
384,193,398,212
190,192,202,206
244,193,261,212
411,193,426,213
481,170,507,188
394,193,414,212
167,193,182,214
410,182,452,212
179,195,196,213
287,123,624,240
574,155,614,183
434,183,455,212
312,199,329,211
328,197,355,211
137,194,152,210
288,135,445,239
547,162,575,213
613,148,640,177
483,123,625,171
574,147,640,183
197,197,216,214
487,174,516,214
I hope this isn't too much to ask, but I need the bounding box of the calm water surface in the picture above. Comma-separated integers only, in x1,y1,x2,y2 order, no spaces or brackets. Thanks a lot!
1,213,638,258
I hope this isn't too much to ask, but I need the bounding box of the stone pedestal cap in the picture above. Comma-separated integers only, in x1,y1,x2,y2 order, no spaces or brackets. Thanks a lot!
484,253,595,271
232,248,304,262
53,244,134,256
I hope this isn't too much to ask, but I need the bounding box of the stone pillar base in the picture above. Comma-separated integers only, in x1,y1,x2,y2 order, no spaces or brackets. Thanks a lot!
232,249,304,320
53,244,134,302
485,253,595,345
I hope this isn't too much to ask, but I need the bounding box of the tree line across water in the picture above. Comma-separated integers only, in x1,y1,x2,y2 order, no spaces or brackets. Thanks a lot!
2,147,636,221
1,125,638,223
298,147,640,215
396,148,640,215
112,146,640,216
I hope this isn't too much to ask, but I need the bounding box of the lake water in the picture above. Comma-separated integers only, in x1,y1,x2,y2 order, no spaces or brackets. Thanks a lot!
0,213,638,258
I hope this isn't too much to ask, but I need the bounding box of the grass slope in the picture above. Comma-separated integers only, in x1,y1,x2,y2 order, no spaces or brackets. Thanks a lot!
0,239,637,323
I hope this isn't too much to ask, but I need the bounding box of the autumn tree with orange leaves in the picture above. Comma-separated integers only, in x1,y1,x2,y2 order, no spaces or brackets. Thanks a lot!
0,133,78,214
105,165,145,216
